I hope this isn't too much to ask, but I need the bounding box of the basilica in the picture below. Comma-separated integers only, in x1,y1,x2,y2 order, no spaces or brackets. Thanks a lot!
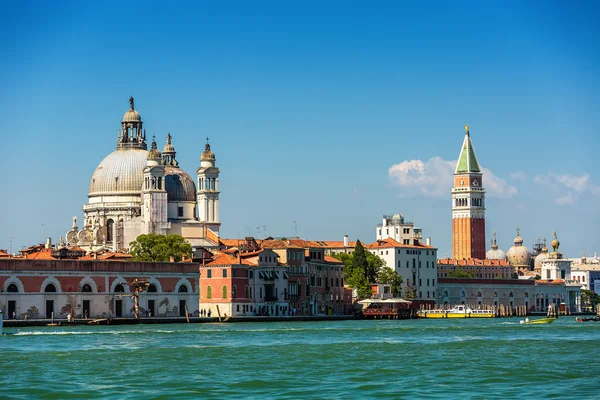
65,97,221,252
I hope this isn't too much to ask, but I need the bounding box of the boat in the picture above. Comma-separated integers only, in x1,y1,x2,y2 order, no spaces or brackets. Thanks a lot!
575,316,600,322
417,305,495,318
520,317,556,325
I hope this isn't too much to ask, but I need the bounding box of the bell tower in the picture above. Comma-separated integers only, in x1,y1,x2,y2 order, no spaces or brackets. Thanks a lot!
197,138,220,234
452,125,486,259
141,138,169,235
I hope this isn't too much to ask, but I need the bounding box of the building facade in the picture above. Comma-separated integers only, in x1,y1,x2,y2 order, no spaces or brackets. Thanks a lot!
0,259,199,319
452,125,486,259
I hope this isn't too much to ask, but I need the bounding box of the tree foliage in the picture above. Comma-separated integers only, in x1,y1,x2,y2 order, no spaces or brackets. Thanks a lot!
129,234,192,262
581,289,600,312
447,267,476,278
332,241,403,299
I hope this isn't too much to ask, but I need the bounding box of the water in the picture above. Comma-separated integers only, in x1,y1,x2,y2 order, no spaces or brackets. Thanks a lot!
1,318,598,399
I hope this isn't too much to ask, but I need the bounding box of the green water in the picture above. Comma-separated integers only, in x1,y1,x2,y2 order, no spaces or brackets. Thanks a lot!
1,318,598,399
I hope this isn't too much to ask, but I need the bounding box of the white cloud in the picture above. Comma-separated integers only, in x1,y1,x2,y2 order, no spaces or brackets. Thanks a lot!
388,157,517,199
510,171,527,181
534,172,600,205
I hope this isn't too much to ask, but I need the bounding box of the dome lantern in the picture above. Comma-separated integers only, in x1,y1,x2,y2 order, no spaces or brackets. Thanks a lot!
117,96,147,150
201,137,216,163
162,133,178,167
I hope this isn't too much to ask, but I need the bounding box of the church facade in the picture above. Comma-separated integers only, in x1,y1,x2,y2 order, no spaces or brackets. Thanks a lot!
65,97,220,252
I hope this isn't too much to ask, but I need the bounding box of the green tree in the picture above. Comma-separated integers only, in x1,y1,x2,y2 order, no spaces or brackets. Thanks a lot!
447,267,476,278
581,289,600,312
129,234,192,262
377,266,404,297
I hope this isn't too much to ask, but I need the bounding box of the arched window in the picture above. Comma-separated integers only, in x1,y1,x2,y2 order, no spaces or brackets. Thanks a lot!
7,283,19,292
45,284,57,293
222,285,227,299
115,284,124,293
178,285,188,293
106,219,114,242
232,285,237,299
509,292,514,298
477,291,482,297
493,291,498,297
147,284,157,292
245,285,249,298
207,286,212,299
81,284,92,293
524,292,529,298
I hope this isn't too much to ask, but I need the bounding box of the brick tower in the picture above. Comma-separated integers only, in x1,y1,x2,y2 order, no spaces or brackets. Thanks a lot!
452,125,486,259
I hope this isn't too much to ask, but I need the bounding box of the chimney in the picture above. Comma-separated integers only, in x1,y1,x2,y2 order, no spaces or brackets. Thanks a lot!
344,235,349,248
170,256,175,262
45,237,52,249
426,237,431,246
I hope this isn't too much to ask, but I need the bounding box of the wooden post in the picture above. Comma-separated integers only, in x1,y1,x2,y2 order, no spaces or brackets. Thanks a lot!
185,305,190,323
216,304,222,322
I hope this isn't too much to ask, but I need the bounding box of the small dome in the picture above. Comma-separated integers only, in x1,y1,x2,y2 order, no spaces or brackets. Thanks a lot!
514,235,523,245
392,213,404,224
163,133,175,153
201,143,215,161
147,139,161,160
534,248,549,270
123,109,142,123
89,149,148,195
165,166,196,202
486,247,506,261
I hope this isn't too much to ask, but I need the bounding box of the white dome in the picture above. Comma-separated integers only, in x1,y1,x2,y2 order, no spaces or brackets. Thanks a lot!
391,213,404,224
165,166,196,202
507,242,531,267
534,251,549,270
123,109,142,122
89,149,148,195
486,248,506,261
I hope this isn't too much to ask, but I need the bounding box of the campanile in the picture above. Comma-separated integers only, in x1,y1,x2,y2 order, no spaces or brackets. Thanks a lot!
451,125,486,259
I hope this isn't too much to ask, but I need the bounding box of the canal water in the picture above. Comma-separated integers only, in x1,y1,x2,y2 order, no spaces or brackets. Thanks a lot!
1,318,598,399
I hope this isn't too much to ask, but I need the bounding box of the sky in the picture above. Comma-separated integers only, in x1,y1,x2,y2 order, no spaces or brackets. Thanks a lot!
1,1,599,258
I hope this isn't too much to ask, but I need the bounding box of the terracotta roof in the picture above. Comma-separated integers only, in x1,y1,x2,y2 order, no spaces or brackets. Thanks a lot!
309,240,357,248
205,252,258,267
535,279,568,286
0,249,11,258
324,255,343,264
366,238,436,250
79,251,132,261
25,249,56,260
261,240,304,249
437,258,510,267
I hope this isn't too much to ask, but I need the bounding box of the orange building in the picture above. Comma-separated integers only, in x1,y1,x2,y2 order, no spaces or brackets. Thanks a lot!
451,125,486,260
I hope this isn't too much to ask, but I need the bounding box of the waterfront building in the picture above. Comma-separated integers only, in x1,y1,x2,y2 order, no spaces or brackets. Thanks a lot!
506,228,532,275
570,253,600,293
438,278,534,309
437,258,512,279
0,259,198,319
451,125,486,260
66,97,220,253
199,249,289,317
365,238,437,302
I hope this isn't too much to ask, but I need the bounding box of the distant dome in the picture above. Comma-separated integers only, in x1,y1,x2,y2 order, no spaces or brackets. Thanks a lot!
392,213,404,224
201,143,215,161
89,149,148,195
165,166,196,202
534,247,549,270
506,230,531,267
147,139,161,161
123,109,142,123
486,247,506,261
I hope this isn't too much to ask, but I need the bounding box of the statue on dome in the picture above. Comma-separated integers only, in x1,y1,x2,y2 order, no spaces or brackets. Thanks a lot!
129,96,135,110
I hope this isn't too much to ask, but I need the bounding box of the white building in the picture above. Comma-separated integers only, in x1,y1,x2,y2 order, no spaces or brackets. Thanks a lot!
569,254,600,293
66,97,220,252
366,238,437,301
376,214,426,246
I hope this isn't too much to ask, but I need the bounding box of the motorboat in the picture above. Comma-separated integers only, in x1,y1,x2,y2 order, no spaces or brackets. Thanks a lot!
520,317,556,325
417,305,495,318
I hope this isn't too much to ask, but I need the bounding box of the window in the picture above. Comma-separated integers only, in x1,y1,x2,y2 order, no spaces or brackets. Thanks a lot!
81,284,93,293
232,285,237,298
178,285,188,293
44,284,57,293
245,285,249,298
115,284,124,293
432,279,435,286
223,269,227,278
178,207,184,217
207,286,212,299
207,270,212,278
7,284,18,292
147,284,157,292
426,279,430,286
106,219,114,242
546,270,551,279
222,286,228,299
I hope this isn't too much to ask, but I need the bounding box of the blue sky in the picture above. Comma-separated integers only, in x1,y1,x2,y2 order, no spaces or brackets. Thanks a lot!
1,1,599,257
